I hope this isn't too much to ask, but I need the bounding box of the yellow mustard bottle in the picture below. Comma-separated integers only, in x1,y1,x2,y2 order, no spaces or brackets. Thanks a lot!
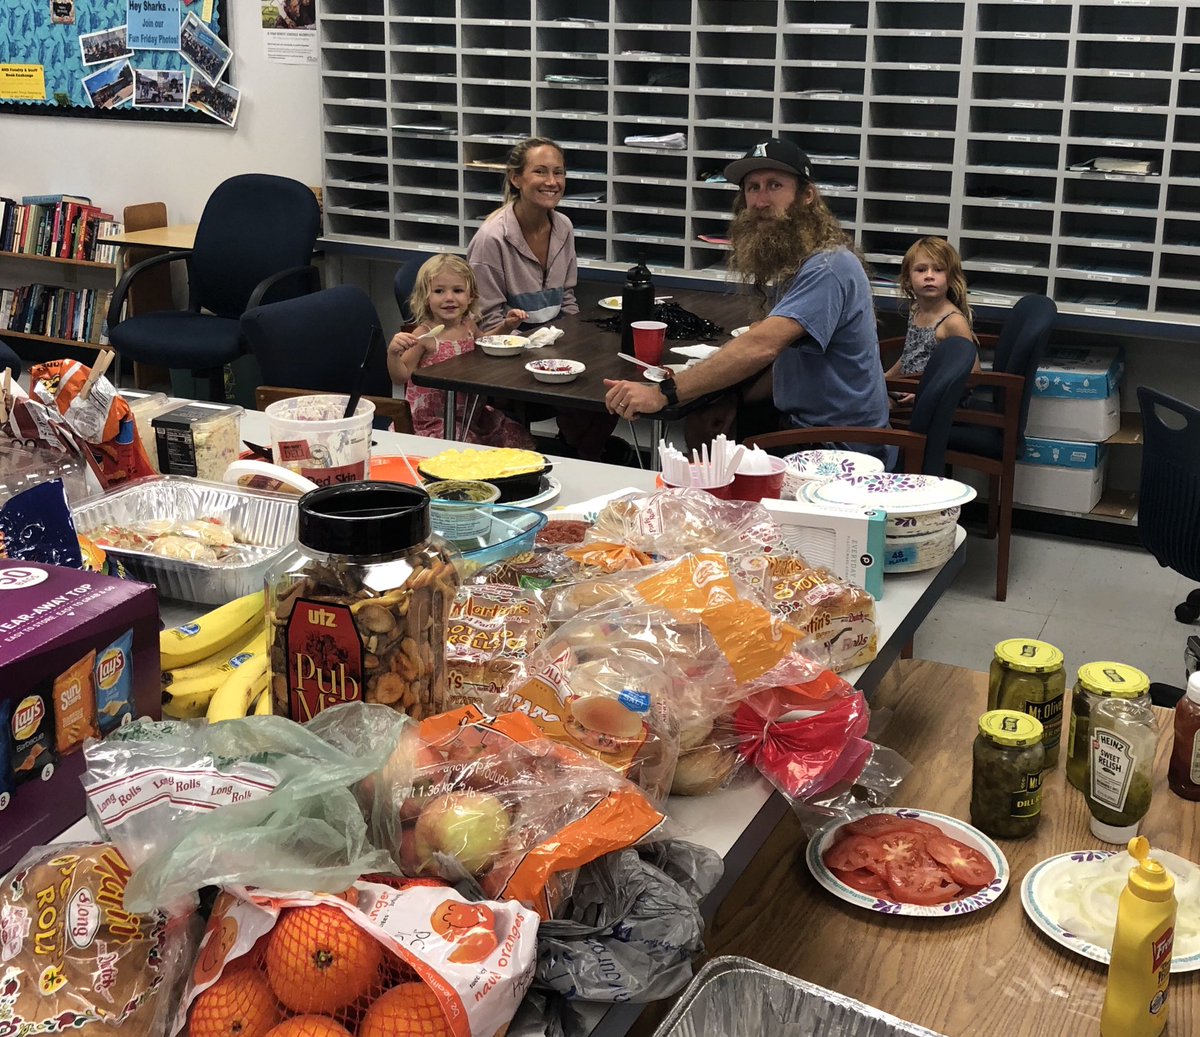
1100,836,1176,1037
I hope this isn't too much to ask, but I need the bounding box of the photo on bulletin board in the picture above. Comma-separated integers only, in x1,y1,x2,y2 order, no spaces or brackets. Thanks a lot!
0,0,232,125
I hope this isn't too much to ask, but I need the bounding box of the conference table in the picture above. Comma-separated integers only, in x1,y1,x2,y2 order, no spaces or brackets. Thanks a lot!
407,287,755,465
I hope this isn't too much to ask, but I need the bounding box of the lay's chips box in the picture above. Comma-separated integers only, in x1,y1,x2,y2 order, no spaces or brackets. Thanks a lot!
0,561,158,872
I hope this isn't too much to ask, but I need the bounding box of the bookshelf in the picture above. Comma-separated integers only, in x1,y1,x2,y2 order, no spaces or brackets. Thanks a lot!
319,0,1200,332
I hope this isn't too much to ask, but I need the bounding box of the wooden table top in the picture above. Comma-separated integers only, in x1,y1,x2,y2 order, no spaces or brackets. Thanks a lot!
700,658,1196,1037
408,287,755,416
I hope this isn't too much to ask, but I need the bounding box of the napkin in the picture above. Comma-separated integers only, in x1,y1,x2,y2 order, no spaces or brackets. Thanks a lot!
525,326,564,349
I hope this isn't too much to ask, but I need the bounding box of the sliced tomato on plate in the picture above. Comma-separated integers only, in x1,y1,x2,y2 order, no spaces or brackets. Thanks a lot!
823,833,885,874
841,813,944,840
884,858,962,905
831,867,890,896
874,831,929,869
926,834,996,889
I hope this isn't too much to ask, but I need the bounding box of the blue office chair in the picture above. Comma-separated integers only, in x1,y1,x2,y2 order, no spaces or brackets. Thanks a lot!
746,336,979,475
0,343,23,381
105,174,321,402
393,252,434,327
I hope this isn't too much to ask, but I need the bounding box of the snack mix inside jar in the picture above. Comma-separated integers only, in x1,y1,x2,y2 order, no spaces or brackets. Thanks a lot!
970,709,1045,839
267,482,460,723
988,638,1066,768
1065,661,1151,792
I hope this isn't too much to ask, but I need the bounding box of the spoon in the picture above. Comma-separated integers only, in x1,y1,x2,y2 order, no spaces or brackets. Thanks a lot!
617,352,667,378
418,323,445,341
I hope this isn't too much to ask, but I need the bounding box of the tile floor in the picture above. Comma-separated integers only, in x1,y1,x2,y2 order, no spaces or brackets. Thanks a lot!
916,527,1189,689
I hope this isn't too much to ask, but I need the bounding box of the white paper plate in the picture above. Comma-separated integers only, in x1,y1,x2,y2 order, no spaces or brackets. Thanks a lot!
800,472,977,515
1021,850,1200,973
806,807,1009,917
598,296,622,311
784,449,885,484
671,344,721,361
508,476,562,510
731,325,750,337
643,363,688,383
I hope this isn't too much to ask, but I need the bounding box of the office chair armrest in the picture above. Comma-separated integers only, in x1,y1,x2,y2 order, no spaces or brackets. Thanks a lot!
745,425,929,474
879,335,906,369
246,265,322,310
107,248,194,329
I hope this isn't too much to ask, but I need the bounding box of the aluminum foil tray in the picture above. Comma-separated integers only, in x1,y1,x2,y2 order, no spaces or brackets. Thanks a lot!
71,475,298,605
653,957,946,1037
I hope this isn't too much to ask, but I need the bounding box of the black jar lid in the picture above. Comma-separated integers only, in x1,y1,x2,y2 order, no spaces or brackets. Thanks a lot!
297,481,431,556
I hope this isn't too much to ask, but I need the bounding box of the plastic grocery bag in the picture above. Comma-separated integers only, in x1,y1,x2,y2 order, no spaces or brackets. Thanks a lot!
175,880,539,1037
80,703,406,912
533,840,722,1003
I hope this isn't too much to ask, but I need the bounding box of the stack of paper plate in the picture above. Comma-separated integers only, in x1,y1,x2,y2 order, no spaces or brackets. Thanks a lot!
782,449,884,499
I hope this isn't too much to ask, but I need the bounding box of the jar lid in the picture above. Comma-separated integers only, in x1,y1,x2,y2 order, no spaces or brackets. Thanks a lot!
1089,815,1141,845
1077,661,1150,697
993,638,1064,673
978,708,1044,747
297,481,430,556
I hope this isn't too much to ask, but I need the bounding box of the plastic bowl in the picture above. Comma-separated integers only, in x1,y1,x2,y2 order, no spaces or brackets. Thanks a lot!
431,502,548,576
478,335,530,356
526,358,585,383
425,480,502,540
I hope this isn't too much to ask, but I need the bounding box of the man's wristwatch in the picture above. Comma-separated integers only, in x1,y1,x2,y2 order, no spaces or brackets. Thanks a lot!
657,377,678,406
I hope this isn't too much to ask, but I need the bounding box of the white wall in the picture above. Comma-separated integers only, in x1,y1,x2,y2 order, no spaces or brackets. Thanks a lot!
0,4,321,223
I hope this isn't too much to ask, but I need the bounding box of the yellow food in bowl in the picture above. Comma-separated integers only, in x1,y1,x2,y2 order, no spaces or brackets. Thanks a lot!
419,448,545,481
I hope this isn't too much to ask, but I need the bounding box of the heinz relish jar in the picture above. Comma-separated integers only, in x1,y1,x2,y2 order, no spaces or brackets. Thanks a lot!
267,482,459,723
971,709,1045,838
988,638,1066,768
1084,693,1158,844
1065,662,1151,792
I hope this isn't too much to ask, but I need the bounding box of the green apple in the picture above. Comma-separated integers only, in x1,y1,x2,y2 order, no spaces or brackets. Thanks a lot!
414,791,510,874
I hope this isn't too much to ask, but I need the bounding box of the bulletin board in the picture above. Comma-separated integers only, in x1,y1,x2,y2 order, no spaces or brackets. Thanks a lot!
0,0,235,126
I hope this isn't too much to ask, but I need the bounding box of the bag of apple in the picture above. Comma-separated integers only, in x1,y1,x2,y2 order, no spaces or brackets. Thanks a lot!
368,706,666,918
177,880,538,1037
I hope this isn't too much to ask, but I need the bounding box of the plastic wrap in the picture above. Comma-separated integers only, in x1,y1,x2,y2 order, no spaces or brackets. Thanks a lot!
367,707,666,917
653,956,947,1037
79,703,407,912
0,841,200,1037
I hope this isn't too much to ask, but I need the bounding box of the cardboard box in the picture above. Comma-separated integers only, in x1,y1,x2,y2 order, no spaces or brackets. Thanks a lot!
761,497,886,600
0,562,159,872
1014,449,1108,514
1021,436,1105,469
1026,346,1124,442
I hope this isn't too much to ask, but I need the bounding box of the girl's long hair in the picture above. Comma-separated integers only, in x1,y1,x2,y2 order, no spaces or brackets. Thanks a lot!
899,236,974,327
408,253,481,328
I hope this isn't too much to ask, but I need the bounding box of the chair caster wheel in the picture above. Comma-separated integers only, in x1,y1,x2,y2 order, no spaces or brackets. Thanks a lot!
1175,602,1200,624
1188,589,1200,608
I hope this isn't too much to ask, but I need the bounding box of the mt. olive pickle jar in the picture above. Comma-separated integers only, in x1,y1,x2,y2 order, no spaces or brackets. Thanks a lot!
267,482,460,723
989,638,1066,768
971,709,1045,838
1065,661,1150,792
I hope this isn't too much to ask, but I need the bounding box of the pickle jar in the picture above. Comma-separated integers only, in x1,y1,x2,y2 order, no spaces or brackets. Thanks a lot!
267,482,460,723
971,709,1045,838
988,638,1066,768
1065,661,1151,792
1084,693,1157,844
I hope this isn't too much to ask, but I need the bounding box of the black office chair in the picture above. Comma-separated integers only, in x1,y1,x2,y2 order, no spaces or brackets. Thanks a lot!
393,252,434,327
0,343,23,380
747,336,978,475
106,174,321,402
1137,386,1200,706
942,295,1058,601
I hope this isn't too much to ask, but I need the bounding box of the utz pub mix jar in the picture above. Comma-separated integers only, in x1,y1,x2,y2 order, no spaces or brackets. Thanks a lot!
267,482,460,723
1065,661,1151,792
988,638,1066,768
971,709,1045,838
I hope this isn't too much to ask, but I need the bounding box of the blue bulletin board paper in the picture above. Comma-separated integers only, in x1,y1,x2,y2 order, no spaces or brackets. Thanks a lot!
127,0,182,52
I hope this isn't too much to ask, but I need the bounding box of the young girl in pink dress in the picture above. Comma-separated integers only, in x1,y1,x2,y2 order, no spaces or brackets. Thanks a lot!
388,254,535,448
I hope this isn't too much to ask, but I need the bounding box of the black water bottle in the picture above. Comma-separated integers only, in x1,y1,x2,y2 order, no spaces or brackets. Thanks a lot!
620,258,655,356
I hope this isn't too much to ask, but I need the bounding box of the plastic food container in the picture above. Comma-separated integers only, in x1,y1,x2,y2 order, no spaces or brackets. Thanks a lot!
120,391,173,474
418,449,549,504
425,479,501,540
0,440,91,505
152,401,243,482
432,502,547,577
653,956,946,1037
264,394,374,487
70,475,297,604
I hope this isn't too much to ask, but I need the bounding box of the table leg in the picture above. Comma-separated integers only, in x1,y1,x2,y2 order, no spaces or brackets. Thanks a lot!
443,390,458,440
650,419,664,469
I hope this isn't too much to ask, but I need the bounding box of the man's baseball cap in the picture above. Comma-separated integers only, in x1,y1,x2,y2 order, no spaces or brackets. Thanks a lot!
724,139,814,185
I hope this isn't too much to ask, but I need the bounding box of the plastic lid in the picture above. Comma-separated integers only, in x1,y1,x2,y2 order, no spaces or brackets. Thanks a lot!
1187,671,1200,705
297,481,430,556
1077,661,1151,697
151,400,243,429
978,708,1044,747
625,259,651,285
1126,836,1176,900
224,459,318,497
1090,815,1141,845
993,638,1064,673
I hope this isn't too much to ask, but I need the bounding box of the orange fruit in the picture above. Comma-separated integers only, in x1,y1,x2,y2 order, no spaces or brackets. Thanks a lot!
359,982,452,1037
189,969,281,1037
264,905,384,1014
262,1017,352,1037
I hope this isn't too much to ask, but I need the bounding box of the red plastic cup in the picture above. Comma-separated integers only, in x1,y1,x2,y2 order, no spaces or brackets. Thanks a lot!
631,320,667,366
657,471,735,499
728,456,787,502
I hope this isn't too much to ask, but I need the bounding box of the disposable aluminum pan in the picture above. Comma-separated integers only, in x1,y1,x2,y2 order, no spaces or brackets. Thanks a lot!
71,475,298,604
653,957,946,1037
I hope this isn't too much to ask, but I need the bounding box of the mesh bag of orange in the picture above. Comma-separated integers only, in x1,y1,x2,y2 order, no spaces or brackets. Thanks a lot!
176,881,538,1037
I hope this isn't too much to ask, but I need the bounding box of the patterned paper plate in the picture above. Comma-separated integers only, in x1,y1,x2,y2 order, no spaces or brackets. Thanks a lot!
801,472,977,515
806,807,1009,918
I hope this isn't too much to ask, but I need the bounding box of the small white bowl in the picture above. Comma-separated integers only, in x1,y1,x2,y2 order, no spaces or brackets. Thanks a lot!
526,358,585,384
478,335,530,357
643,362,688,383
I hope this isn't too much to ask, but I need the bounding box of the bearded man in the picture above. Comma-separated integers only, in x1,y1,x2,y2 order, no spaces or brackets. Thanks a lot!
603,139,892,463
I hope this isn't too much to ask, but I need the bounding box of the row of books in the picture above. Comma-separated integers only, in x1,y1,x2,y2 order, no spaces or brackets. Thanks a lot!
0,284,113,344
0,193,124,265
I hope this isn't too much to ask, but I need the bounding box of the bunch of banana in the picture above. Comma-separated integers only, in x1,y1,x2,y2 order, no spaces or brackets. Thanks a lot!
160,590,273,722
